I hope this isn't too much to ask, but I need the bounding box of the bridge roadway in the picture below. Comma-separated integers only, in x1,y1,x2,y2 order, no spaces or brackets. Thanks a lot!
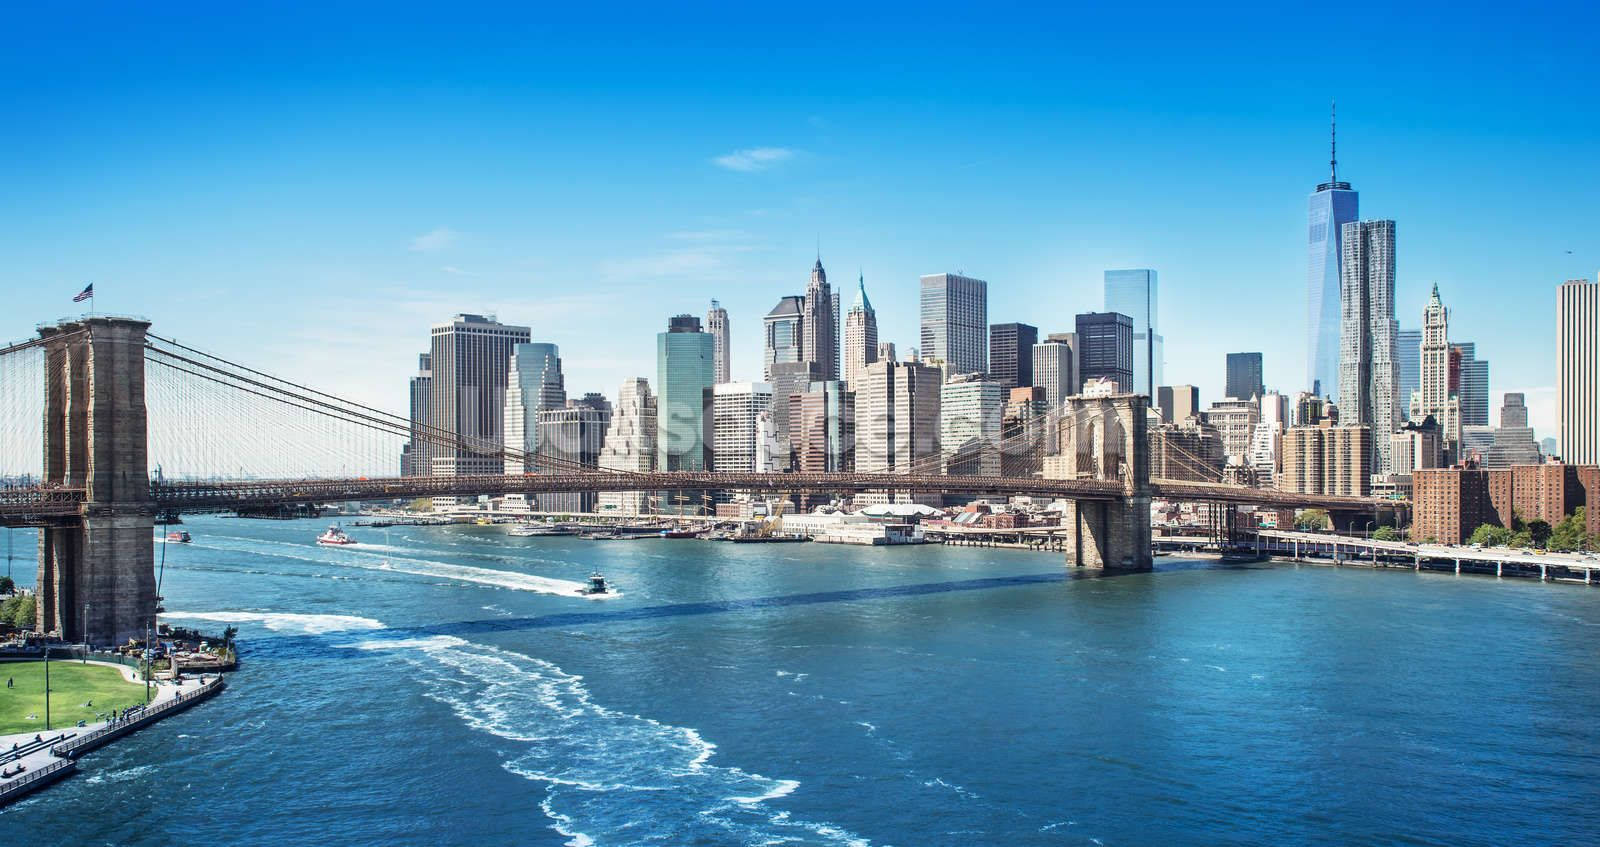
0,472,1386,527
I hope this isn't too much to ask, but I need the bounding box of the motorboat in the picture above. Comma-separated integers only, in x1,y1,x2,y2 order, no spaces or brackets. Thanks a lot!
578,572,610,595
509,523,559,537
165,530,192,543
317,524,357,545
660,528,701,539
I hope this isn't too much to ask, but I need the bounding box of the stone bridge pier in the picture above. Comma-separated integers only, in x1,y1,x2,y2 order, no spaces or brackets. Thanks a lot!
1048,393,1152,571
36,317,157,647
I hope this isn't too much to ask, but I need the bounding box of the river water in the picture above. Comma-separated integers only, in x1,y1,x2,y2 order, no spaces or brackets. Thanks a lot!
5,516,1598,845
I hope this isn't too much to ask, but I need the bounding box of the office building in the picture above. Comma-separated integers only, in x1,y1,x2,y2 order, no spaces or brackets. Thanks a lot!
855,358,942,485
597,378,657,515
1338,219,1400,476
426,315,531,508
1294,392,1330,427
1396,327,1421,419
403,353,433,477
763,295,805,381
1206,397,1260,465
536,393,612,513
656,315,715,472
803,259,839,381
941,374,1006,476
1001,386,1051,478
843,273,879,390
1157,384,1200,424
920,273,988,375
1075,312,1133,394
1461,426,1497,463
989,322,1038,390
1104,269,1163,397
706,300,730,385
1451,343,1490,429
1483,393,1541,468
1558,277,1599,464
1306,111,1359,398
1412,284,1459,450
711,382,773,474
1279,421,1373,497
791,381,854,474
502,342,566,511
1032,335,1077,410
1391,417,1444,477
1249,392,1289,485
767,360,823,467
1225,352,1264,401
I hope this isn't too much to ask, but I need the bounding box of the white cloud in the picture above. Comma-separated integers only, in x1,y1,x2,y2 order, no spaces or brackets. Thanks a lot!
712,147,797,172
409,227,459,252
440,266,478,276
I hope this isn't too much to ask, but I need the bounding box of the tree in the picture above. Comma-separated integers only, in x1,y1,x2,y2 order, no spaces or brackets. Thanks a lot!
1467,524,1513,547
0,575,13,595
1509,530,1535,549
1,594,36,629
1373,526,1400,541
1295,509,1330,531
1548,507,1592,552
1526,520,1553,548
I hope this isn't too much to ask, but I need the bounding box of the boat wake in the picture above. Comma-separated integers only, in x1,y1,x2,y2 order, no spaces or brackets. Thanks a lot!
350,634,869,846
162,610,383,635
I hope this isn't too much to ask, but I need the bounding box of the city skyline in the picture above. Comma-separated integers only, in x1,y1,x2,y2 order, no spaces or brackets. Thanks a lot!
4,5,1597,445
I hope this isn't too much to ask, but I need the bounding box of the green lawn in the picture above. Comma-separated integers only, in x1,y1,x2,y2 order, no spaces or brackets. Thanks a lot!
0,660,151,735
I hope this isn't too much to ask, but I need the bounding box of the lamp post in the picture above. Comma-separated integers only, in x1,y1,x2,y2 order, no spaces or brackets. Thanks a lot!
43,644,51,731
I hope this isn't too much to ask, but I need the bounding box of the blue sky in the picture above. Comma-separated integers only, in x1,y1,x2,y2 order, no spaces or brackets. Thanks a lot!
3,1,1596,442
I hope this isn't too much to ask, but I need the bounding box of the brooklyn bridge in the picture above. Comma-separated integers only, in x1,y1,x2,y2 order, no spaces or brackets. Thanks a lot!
0,316,1390,645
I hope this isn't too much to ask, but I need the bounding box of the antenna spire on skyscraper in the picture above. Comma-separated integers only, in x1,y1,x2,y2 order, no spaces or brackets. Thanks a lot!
1330,100,1339,185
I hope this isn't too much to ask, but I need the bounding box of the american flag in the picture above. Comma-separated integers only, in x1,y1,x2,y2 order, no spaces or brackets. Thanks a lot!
73,283,93,302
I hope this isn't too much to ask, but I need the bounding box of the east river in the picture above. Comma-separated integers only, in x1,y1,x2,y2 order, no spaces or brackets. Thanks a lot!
7,516,1599,845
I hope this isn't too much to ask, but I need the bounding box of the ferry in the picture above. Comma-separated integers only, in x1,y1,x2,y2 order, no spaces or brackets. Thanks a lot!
509,523,559,537
316,524,357,546
165,530,192,543
578,572,610,595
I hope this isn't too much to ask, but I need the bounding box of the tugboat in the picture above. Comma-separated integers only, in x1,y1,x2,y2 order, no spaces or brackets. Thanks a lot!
578,572,610,595
317,524,357,545
165,530,192,543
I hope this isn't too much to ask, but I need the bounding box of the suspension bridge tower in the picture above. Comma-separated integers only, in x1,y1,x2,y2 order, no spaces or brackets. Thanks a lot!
1049,393,1153,571
35,316,157,646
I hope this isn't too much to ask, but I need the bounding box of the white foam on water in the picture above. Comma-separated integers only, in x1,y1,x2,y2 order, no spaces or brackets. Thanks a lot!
162,610,383,634
373,634,870,845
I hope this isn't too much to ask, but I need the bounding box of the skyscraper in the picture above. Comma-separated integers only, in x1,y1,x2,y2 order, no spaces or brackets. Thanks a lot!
803,258,839,381
1157,385,1200,424
403,353,432,476
706,300,730,384
1484,393,1541,468
1413,285,1459,450
656,315,715,472
536,393,612,512
843,273,878,390
1224,352,1264,400
1104,269,1162,398
988,322,1038,390
1396,328,1422,417
426,314,531,484
1451,343,1490,428
711,382,773,473
920,272,988,375
1306,106,1359,398
1032,338,1075,411
597,378,657,515
1558,276,1599,464
791,381,855,474
502,342,565,511
763,295,804,381
1338,219,1399,476
940,373,1006,476
855,358,942,478
1075,312,1133,393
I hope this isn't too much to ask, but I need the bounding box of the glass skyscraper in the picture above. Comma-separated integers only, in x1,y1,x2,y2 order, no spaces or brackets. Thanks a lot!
1306,117,1359,399
657,315,716,472
1103,269,1161,398
919,273,988,376
1396,328,1421,418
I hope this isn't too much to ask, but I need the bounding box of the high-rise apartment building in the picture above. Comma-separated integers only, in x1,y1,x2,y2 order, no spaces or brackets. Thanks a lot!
1338,219,1399,476
711,382,773,474
1157,385,1200,424
940,373,1006,476
989,322,1038,390
1150,419,1226,482
426,314,531,491
597,378,657,515
1279,421,1373,497
1558,277,1599,464
1306,111,1359,398
706,300,730,384
1032,334,1077,410
656,315,715,472
1075,313,1133,394
1224,352,1264,401
855,358,942,477
803,259,839,381
536,393,612,513
403,353,433,476
763,295,805,381
920,273,988,375
1104,269,1162,398
843,273,879,391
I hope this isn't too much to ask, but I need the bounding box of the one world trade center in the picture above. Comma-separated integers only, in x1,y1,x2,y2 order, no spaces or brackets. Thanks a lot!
1306,105,1358,400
